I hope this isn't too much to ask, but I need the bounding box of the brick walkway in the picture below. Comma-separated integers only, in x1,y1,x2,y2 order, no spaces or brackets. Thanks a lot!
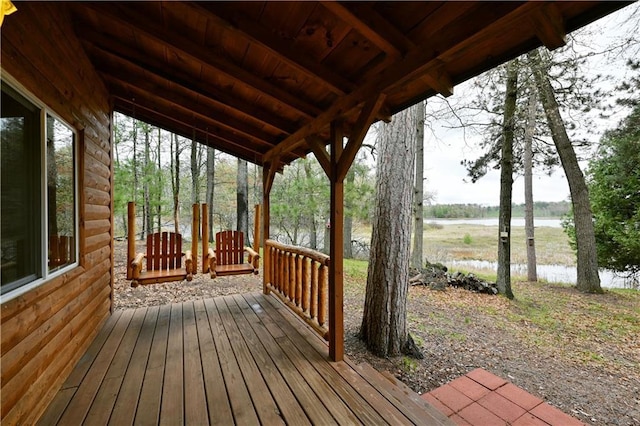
422,368,585,425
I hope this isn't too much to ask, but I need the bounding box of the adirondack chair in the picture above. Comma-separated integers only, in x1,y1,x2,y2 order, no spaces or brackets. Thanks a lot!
48,235,73,269
201,204,259,278
127,201,195,287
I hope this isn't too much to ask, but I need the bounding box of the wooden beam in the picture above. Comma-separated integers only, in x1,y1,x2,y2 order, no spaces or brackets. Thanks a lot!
321,2,402,59
420,60,454,98
328,120,344,362
306,135,331,178
337,93,386,181
78,3,321,119
529,3,566,50
190,3,355,96
264,2,548,163
78,25,298,136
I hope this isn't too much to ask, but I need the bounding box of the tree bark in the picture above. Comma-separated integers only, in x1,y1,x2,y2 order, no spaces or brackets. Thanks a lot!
206,146,215,241
343,168,355,258
360,106,416,357
170,133,181,235
237,158,249,238
524,86,538,282
303,160,318,250
143,125,151,237
157,127,162,232
529,48,602,293
411,100,425,269
497,60,517,300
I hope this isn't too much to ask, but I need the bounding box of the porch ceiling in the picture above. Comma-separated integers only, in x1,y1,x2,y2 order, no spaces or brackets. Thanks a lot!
66,1,625,169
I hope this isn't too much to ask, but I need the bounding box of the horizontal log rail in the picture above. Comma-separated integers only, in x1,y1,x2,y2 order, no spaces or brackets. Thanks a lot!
265,239,330,340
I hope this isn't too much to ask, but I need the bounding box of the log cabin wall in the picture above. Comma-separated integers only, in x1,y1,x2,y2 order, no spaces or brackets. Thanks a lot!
1,3,112,424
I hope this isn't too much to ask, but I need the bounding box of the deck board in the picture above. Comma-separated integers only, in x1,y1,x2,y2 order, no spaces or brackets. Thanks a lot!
39,292,454,425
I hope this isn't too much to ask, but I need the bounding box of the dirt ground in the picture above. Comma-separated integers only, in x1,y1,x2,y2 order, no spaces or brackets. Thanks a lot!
113,241,639,425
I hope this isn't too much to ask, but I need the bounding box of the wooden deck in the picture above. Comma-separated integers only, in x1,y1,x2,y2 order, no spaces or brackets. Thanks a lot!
37,292,453,425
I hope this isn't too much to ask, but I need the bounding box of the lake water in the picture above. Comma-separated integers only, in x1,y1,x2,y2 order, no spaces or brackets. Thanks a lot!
449,259,636,289
426,218,562,228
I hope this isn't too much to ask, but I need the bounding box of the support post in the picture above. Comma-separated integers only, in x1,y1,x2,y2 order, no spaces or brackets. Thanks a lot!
263,160,277,294
329,120,345,362
253,203,261,254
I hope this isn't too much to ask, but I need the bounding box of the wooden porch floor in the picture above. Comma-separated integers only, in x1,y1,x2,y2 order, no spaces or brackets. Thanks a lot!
37,292,453,425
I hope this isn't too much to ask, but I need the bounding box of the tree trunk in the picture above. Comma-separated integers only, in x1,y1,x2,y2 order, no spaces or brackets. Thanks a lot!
343,168,355,258
303,160,318,250
157,127,162,232
524,86,538,282
497,60,517,300
529,48,602,293
360,106,416,357
411,100,425,269
206,146,215,241
237,158,249,238
46,117,58,237
144,126,152,237
170,133,180,235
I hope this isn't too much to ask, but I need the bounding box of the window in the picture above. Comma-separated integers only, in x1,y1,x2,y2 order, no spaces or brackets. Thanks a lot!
1,78,78,299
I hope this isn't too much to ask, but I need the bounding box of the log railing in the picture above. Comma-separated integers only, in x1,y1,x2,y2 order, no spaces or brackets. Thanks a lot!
265,239,330,340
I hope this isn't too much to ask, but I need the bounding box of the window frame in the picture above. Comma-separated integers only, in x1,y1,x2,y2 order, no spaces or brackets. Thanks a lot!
1,72,80,303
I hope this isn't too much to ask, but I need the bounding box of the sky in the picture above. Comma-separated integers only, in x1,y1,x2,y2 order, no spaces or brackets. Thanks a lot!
415,4,638,206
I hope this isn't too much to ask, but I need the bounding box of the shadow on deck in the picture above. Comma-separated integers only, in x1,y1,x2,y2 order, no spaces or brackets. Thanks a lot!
37,292,453,425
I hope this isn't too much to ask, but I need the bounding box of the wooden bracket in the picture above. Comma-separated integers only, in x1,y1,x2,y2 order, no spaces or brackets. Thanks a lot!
530,3,566,50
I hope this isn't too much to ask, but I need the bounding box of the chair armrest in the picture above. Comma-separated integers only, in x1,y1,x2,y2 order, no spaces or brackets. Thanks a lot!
131,253,145,287
184,250,193,281
245,247,260,273
208,248,217,278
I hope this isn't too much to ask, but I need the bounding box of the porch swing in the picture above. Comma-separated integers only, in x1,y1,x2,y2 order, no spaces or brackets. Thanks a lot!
200,203,260,278
126,201,196,287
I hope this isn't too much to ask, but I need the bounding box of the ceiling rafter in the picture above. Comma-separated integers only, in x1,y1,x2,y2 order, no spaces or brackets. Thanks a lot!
189,2,355,96
113,96,273,164
320,1,403,59
77,25,298,136
264,2,581,164
102,60,278,146
421,61,454,97
77,3,322,119
103,74,278,150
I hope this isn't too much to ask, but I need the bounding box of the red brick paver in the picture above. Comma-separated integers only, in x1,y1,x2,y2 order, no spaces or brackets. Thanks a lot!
422,368,586,426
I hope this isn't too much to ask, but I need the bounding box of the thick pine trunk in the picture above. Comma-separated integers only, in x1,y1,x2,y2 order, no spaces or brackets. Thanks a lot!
524,88,538,282
497,61,517,300
360,106,416,357
529,49,602,293
144,128,151,237
411,100,425,269
171,133,181,235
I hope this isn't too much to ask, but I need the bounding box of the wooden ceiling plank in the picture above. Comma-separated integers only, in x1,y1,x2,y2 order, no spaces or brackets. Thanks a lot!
78,30,297,136
306,135,331,177
190,2,355,96
321,1,402,58
77,3,321,119
529,3,567,50
337,93,386,181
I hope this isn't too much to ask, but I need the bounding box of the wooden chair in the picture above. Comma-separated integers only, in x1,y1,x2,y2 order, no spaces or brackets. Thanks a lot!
201,203,259,278
127,201,195,287
48,235,73,269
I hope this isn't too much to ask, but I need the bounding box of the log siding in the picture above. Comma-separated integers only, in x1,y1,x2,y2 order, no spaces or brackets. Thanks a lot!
1,3,112,424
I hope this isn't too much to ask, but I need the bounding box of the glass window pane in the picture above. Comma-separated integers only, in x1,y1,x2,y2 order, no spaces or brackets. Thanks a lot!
47,114,76,272
1,83,41,293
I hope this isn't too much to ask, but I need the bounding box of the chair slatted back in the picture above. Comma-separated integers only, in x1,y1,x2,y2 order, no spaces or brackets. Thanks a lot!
215,230,245,266
146,232,182,271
